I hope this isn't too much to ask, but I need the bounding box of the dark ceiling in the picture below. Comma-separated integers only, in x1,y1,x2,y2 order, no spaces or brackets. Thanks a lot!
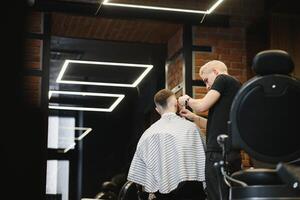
41,0,232,108
33,0,300,45
51,12,182,44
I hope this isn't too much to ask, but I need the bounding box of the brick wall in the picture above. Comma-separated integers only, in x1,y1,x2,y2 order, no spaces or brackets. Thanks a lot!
192,0,266,112
166,27,184,90
166,54,184,90
167,27,182,59
270,14,300,79
166,0,267,168
26,11,43,34
191,25,248,120
24,39,43,70
23,11,44,107
23,76,42,106
193,26,247,83
192,86,209,118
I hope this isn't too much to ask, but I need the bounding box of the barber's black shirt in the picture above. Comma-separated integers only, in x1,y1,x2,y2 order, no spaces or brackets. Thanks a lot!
206,74,241,152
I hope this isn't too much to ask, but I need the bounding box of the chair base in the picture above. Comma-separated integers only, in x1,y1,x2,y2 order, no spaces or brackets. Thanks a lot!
230,185,300,200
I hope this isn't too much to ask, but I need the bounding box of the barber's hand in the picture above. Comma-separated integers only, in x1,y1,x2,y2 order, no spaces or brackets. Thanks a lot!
179,108,197,121
178,95,191,106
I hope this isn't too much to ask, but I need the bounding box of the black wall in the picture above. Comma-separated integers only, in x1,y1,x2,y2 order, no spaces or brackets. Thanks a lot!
50,36,166,197
2,1,47,199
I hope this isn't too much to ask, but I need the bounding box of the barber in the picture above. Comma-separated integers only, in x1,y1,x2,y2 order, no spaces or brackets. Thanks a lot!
178,60,242,200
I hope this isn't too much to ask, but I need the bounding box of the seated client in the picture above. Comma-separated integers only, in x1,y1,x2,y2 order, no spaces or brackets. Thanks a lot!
127,89,206,200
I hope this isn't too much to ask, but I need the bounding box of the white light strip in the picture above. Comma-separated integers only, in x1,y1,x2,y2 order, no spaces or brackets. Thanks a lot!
48,90,125,112
132,66,152,87
103,0,224,14
58,127,93,153
76,128,92,141
56,59,153,88
59,127,93,141
63,143,76,153
207,0,224,14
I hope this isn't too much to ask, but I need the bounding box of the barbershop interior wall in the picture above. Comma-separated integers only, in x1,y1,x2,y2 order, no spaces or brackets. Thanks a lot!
270,14,300,78
23,6,298,186
24,10,168,197
166,0,300,169
166,0,300,113
76,39,167,196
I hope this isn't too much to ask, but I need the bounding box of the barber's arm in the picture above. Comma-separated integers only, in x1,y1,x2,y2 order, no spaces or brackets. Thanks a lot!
178,90,221,113
179,108,207,131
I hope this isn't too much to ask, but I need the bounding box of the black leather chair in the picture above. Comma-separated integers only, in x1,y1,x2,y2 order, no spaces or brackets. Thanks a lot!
117,181,140,200
95,181,118,200
220,49,300,199
117,181,206,200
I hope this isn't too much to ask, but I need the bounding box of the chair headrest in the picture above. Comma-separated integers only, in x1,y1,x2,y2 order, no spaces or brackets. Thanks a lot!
252,50,294,75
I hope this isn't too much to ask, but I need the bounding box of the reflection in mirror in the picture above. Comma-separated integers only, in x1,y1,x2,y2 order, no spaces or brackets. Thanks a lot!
46,160,69,200
48,116,75,150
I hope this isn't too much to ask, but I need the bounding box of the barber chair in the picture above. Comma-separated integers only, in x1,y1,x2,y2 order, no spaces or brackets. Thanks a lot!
217,49,300,199
95,181,117,200
117,181,140,200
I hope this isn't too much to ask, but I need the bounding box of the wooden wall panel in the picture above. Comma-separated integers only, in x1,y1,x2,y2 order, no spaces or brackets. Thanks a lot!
23,76,42,107
271,14,300,79
24,39,43,70
26,11,43,34
167,27,183,59
166,54,184,90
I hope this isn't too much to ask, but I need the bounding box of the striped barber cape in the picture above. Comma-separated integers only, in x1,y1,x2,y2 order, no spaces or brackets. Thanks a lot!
128,112,206,194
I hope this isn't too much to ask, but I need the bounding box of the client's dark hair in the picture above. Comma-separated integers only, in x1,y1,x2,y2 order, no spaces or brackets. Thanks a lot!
154,89,174,108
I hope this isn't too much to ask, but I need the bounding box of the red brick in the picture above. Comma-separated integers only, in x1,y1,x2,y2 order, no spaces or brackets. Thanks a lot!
26,11,43,33
217,40,244,49
168,27,183,58
24,39,42,70
214,47,230,55
230,62,244,69
220,54,242,63
193,37,218,46
23,76,41,107
167,55,184,89
194,86,207,94
194,52,218,60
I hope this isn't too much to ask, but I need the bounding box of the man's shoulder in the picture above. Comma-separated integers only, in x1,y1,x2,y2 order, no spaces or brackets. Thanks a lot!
220,74,240,84
138,121,161,141
180,116,195,125
216,74,233,81
175,116,199,131
214,74,241,90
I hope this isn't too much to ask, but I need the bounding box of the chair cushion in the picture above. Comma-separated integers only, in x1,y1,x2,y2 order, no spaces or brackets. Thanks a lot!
252,49,294,75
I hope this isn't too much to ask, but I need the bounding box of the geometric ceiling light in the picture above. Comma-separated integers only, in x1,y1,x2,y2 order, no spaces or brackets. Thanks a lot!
56,59,153,88
48,90,125,112
102,0,224,14
59,127,92,153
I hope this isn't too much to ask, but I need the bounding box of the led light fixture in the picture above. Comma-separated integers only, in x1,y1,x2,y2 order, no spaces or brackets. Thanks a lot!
48,90,125,112
59,127,92,153
102,0,224,14
62,143,76,153
56,59,153,88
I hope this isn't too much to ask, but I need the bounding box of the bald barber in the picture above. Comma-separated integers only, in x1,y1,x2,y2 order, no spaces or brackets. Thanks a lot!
178,60,242,200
